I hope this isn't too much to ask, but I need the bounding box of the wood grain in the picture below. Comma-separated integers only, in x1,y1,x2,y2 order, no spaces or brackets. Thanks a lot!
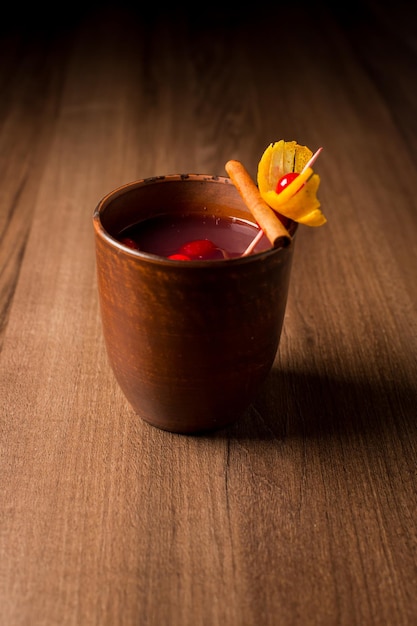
1,2,416,625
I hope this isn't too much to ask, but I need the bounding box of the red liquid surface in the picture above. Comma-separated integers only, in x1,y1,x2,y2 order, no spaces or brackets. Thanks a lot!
118,213,270,259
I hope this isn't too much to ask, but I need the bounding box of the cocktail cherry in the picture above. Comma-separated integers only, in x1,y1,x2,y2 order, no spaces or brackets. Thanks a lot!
275,171,300,193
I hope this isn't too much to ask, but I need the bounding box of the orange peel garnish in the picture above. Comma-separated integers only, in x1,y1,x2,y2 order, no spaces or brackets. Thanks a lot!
257,140,326,227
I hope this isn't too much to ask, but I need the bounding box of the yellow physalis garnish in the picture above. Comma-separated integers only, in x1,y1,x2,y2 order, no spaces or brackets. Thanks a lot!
257,140,326,226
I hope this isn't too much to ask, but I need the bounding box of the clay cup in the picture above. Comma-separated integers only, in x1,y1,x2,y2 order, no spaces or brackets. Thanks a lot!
93,174,297,434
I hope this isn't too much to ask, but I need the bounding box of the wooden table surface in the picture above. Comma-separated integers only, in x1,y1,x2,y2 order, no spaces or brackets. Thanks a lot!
1,2,416,624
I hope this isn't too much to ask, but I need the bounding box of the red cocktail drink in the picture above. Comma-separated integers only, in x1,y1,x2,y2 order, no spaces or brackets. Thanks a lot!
117,212,271,259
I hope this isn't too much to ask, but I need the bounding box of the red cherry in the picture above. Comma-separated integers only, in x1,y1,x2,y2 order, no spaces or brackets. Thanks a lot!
178,239,218,260
275,171,301,194
120,237,140,250
168,253,191,261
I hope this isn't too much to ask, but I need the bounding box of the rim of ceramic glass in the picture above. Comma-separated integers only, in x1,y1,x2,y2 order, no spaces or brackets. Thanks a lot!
93,173,297,266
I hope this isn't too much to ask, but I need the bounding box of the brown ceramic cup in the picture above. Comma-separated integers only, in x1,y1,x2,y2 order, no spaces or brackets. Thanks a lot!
93,174,297,434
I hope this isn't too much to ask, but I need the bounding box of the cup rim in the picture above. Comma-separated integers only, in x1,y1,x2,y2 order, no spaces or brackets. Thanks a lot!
93,173,297,266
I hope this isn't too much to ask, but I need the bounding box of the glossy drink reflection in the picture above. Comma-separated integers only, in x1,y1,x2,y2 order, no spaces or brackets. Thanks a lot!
118,212,270,259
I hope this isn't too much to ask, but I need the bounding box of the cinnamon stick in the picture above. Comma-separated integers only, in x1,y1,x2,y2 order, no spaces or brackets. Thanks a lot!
225,160,291,248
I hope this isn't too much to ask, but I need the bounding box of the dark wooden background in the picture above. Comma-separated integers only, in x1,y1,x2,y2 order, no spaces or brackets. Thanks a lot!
1,1,416,624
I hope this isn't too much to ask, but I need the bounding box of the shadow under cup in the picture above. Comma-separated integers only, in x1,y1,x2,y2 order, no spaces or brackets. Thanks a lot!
93,174,297,434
